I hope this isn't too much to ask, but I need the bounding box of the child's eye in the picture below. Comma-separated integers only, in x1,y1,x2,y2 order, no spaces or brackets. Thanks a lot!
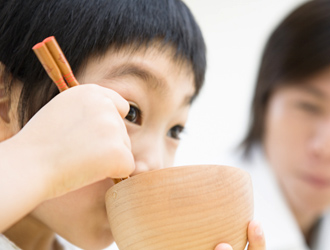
297,101,322,114
125,104,142,125
167,125,185,140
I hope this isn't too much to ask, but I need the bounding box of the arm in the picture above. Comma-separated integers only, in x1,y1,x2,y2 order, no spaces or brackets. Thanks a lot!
0,84,135,232
0,136,50,232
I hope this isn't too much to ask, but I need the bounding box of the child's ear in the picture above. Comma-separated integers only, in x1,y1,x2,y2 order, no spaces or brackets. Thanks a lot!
0,62,17,142
0,62,11,124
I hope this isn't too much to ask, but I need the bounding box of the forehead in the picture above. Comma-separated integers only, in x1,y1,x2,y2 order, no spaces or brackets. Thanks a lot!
79,45,195,87
76,45,196,109
275,67,330,99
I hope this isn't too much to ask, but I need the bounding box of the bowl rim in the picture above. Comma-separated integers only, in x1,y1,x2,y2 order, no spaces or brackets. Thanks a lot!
106,164,249,200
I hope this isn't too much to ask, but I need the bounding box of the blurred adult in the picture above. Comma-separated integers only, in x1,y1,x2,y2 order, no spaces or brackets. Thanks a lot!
228,1,330,249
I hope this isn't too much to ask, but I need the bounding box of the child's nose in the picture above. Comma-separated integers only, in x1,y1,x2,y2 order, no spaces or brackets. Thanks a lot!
131,143,164,176
310,119,330,158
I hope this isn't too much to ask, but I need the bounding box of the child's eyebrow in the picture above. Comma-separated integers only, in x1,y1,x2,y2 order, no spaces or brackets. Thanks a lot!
298,85,327,100
103,63,169,94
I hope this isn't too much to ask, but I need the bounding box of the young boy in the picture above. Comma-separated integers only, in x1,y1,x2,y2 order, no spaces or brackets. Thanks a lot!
0,0,264,249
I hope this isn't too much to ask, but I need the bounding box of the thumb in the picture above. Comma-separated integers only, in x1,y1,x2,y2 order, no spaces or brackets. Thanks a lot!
247,220,266,250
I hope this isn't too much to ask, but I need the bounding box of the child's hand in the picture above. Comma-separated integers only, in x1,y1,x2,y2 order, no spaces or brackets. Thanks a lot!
14,84,135,199
214,221,265,250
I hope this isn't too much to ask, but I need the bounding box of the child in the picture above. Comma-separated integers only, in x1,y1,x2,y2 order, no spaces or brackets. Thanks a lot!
0,0,264,249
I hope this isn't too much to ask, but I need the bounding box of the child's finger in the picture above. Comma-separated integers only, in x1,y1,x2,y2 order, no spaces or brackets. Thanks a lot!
101,85,130,118
214,243,233,250
247,220,266,250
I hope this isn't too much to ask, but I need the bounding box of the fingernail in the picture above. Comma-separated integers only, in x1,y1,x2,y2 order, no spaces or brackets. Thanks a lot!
216,244,232,250
254,222,263,236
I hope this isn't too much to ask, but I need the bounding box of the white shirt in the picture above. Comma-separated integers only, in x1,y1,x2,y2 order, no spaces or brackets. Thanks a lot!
224,146,330,250
57,236,119,250
0,235,21,250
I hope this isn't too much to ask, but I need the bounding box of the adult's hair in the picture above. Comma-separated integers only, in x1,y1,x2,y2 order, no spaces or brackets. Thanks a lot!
0,0,206,127
241,0,330,157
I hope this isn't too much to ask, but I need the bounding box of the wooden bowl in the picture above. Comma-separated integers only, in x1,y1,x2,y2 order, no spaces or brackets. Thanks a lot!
105,165,253,250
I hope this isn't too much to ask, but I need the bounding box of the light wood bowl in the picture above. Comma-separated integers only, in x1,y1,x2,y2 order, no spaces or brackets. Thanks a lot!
105,165,253,250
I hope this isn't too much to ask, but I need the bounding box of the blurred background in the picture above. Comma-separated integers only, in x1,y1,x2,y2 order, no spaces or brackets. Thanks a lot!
174,0,309,167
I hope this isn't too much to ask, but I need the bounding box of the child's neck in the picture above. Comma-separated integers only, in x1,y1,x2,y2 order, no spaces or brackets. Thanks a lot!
4,214,62,250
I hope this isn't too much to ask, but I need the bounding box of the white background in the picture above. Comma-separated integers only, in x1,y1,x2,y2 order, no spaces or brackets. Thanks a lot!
174,0,309,167
106,1,309,249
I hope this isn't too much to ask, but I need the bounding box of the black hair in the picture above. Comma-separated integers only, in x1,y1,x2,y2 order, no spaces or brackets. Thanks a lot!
241,0,330,157
0,0,206,126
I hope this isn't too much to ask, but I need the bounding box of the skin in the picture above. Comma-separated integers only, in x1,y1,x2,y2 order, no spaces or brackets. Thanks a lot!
0,46,265,250
264,66,330,242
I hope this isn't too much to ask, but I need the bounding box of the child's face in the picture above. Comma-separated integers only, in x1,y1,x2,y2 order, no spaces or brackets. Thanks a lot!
264,66,330,217
32,45,195,249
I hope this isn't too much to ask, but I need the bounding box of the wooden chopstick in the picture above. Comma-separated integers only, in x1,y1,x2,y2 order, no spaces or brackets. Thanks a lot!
32,41,69,92
32,36,128,184
33,36,79,91
43,36,79,88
